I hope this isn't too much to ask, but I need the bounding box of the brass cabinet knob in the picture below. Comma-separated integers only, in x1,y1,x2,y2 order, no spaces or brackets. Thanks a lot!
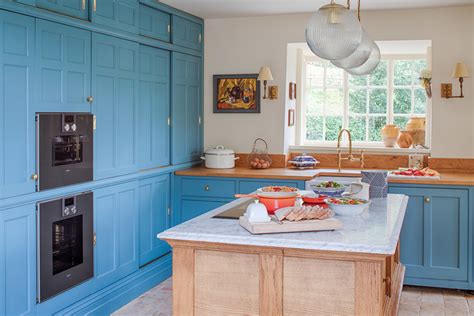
204,185,210,191
31,174,38,181
424,197,431,203
87,96,94,103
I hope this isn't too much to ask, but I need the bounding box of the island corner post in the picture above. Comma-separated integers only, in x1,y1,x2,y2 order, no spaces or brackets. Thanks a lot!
163,239,405,316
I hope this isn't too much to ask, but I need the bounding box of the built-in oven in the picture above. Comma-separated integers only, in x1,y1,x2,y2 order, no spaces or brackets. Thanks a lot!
37,192,94,302
36,113,93,191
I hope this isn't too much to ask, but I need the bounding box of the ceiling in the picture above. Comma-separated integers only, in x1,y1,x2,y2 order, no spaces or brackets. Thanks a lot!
160,0,474,19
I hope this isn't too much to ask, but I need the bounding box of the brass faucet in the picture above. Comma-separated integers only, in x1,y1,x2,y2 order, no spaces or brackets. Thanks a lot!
336,129,365,172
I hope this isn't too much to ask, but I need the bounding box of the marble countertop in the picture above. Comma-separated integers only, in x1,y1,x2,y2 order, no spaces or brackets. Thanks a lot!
158,194,409,256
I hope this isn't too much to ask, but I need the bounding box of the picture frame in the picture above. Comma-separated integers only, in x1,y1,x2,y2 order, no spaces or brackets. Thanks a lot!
213,74,261,113
288,109,295,127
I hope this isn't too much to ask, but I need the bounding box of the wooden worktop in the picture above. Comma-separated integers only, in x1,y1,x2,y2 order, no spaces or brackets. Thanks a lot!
175,166,474,186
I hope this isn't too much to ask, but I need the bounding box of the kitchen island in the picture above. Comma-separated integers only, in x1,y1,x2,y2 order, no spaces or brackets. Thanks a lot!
159,194,409,315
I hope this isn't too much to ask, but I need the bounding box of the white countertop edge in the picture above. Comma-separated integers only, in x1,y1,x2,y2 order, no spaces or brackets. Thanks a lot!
158,195,409,256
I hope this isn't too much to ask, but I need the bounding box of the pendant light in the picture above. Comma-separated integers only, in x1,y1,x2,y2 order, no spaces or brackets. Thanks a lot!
331,30,372,69
305,0,363,60
345,41,381,76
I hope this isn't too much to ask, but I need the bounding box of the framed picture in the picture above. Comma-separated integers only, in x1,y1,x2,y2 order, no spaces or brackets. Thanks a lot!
213,74,261,113
288,109,295,127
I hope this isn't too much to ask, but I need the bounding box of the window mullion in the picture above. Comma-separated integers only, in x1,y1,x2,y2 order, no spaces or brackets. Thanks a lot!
388,58,394,124
343,72,349,130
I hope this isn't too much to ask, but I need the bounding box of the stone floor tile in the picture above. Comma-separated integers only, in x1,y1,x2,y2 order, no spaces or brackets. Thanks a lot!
420,302,445,316
422,291,445,304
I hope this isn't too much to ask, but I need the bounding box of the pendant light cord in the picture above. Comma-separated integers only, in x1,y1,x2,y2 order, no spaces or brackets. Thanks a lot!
346,0,362,21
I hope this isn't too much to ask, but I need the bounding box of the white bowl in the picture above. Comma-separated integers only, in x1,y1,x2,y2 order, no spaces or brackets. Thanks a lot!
325,198,371,217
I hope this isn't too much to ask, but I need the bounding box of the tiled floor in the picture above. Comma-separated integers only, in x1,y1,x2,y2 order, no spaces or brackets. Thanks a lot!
113,278,474,316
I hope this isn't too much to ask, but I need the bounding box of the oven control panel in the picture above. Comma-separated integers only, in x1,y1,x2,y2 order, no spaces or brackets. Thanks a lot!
62,196,77,217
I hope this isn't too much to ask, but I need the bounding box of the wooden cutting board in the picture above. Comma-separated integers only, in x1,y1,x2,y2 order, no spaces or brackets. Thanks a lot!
239,216,343,235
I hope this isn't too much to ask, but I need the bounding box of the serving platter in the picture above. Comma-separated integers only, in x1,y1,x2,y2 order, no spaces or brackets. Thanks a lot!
239,216,342,235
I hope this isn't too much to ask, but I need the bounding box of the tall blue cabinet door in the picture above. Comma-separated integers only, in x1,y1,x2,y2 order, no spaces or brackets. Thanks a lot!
0,204,37,316
138,45,170,169
92,33,138,179
36,0,89,20
172,15,202,51
171,52,202,165
390,187,469,283
91,0,139,34
138,174,170,266
0,12,36,199
94,181,139,288
35,19,91,112
139,4,170,42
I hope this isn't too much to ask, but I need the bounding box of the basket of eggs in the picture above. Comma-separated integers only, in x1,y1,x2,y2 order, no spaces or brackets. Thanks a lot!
248,138,272,169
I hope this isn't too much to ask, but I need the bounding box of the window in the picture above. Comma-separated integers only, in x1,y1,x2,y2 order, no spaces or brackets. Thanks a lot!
300,54,429,147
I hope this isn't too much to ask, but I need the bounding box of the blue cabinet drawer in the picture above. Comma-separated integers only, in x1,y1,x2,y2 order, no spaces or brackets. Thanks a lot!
239,180,302,194
91,0,139,34
172,15,202,51
181,178,236,198
181,199,228,222
139,4,171,42
37,0,89,20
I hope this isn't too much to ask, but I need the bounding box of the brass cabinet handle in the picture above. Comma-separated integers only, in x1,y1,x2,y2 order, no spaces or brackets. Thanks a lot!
82,0,86,10
31,174,38,181
93,0,97,12
204,185,210,191
424,197,431,203
93,233,97,246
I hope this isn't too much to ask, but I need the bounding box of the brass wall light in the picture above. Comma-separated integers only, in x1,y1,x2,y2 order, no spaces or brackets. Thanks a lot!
258,66,273,99
441,62,470,98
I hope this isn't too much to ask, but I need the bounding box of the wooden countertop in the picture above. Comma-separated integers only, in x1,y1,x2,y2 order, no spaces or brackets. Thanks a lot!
175,166,474,186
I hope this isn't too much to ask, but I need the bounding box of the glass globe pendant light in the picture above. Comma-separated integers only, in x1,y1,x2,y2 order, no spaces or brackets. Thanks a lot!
305,0,363,60
331,30,372,69
345,41,381,76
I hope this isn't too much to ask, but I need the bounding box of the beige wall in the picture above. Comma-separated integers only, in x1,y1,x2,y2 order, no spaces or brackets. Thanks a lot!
203,6,474,157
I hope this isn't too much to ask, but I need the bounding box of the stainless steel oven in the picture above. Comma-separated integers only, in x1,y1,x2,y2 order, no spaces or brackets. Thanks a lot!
36,113,93,191
37,192,93,302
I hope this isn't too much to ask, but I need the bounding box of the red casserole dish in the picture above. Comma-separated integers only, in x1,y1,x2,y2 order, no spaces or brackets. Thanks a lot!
234,192,298,214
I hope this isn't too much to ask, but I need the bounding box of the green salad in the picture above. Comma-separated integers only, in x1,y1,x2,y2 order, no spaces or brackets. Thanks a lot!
316,181,344,188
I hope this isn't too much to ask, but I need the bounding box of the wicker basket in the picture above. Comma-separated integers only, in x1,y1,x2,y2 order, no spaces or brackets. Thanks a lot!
248,138,272,169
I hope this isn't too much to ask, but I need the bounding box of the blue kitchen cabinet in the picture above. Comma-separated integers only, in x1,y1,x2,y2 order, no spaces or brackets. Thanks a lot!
138,45,170,170
181,199,229,222
37,0,89,20
0,11,36,199
139,4,170,42
172,15,202,51
94,181,139,288
389,186,469,288
92,33,139,180
91,0,139,34
35,19,92,112
138,174,171,266
0,204,37,316
171,52,202,165
239,179,306,193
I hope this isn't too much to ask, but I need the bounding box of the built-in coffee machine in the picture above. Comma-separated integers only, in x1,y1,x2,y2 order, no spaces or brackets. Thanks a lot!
37,192,94,302
36,113,93,191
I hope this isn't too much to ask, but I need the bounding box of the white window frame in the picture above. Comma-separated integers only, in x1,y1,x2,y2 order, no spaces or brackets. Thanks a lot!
297,53,431,149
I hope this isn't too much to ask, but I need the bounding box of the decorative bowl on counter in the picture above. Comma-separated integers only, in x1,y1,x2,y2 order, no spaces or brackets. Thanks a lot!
325,197,371,217
309,181,347,197
288,154,319,169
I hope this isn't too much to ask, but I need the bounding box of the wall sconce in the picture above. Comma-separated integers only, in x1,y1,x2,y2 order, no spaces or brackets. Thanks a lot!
258,66,273,99
441,62,470,98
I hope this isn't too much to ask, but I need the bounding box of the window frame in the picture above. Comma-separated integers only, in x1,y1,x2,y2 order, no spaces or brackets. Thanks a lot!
298,53,431,148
